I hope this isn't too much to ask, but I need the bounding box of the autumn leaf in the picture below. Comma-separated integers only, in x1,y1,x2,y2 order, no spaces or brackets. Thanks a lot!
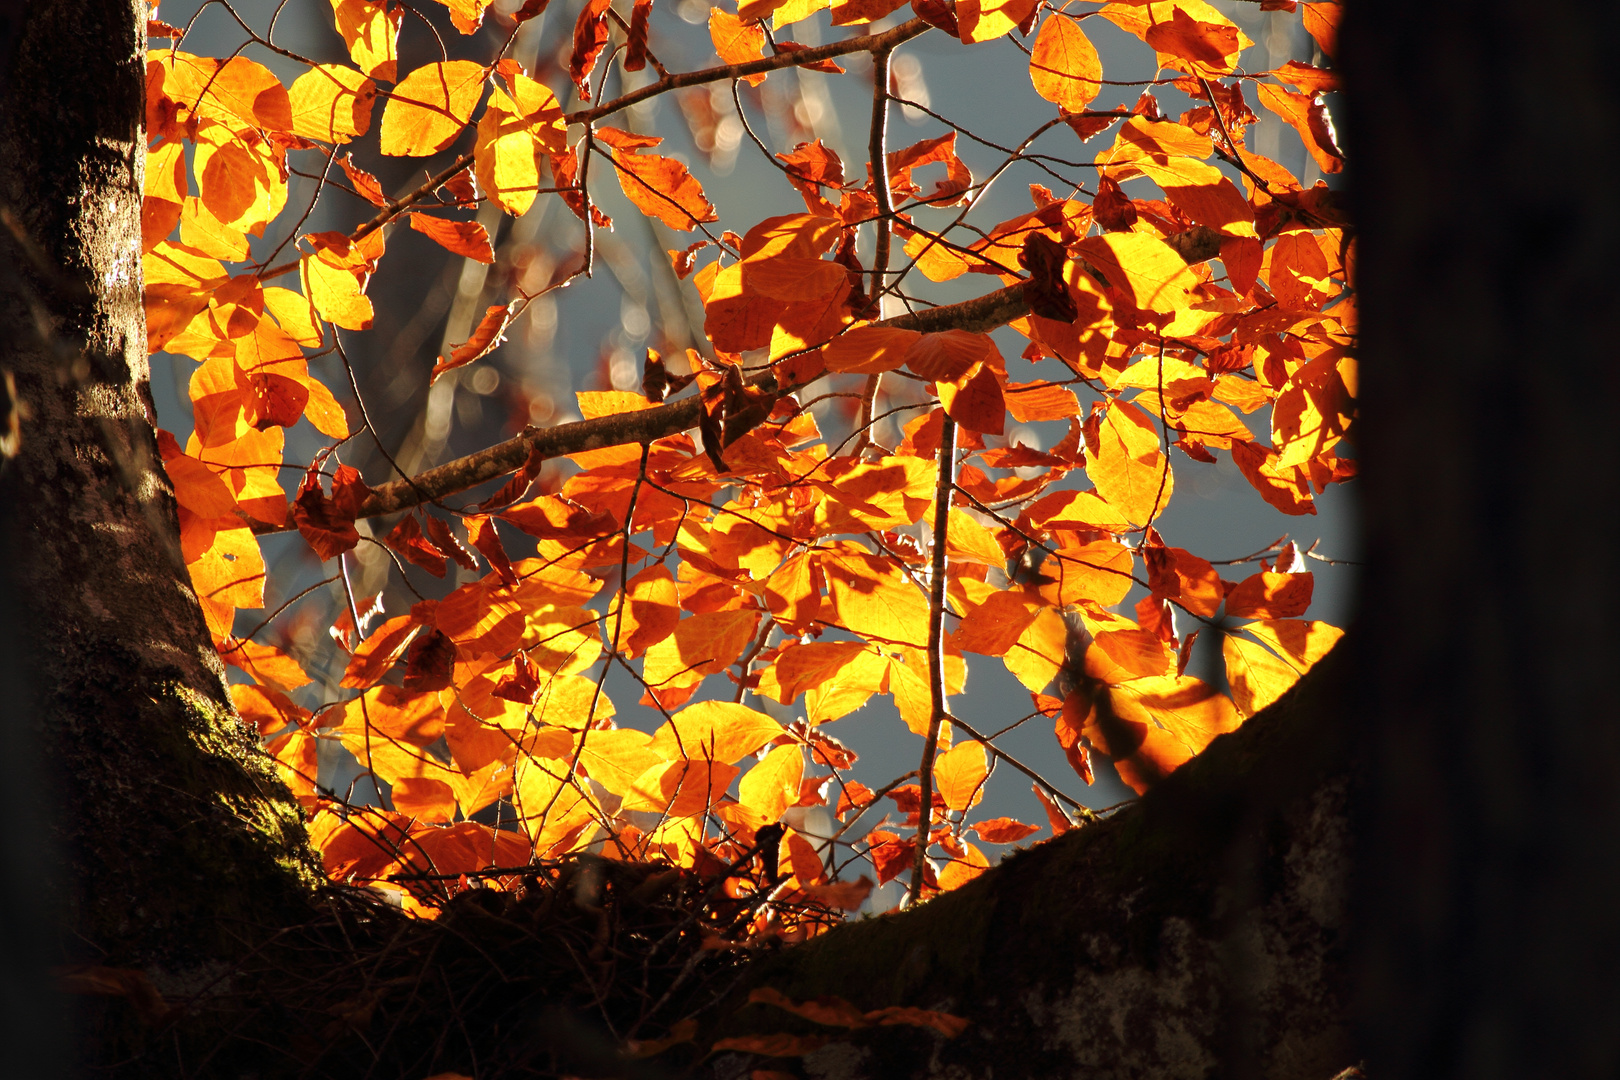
598,128,717,231
408,213,493,263
380,61,487,156
569,0,612,99
288,64,376,143
956,0,1039,43
474,68,565,216
1255,83,1344,174
328,0,401,81
1029,15,1101,112
710,9,768,86
933,739,988,811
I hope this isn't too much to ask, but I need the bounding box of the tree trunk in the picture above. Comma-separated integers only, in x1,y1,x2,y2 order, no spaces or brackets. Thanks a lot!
700,639,1359,1080
0,0,316,984
1343,4,1620,1078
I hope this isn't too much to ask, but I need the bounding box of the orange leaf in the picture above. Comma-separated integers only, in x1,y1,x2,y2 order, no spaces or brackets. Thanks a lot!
570,0,613,98
431,0,492,35
231,683,311,735
1029,15,1102,112
408,213,494,263
288,64,376,144
1255,83,1343,175
643,609,762,697
604,134,718,231
822,324,920,374
937,839,989,890
937,362,1006,436
341,614,422,688
710,9,768,86
1302,2,1340,57
969,817,1040,844
433,302,518,381
1231,440,1316,516
905,330,992,383
379,61,486,157
933,739,988,812
383,513,449,577
1225,569,1313,619
1144,543,1223,617
1142,8,1240,74
617,563,681,657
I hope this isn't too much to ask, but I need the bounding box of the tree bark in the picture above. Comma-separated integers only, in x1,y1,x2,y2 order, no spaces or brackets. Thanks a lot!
1342,4,1620,1078
700,640,1359,1080
0,0,316,981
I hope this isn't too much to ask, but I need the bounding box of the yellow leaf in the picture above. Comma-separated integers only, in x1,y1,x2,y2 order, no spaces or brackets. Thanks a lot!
289,64,376,144
944,508,1006,566
521,606,603,675
621,757,741,818
262,287,324,348
300,250,373,331
576,727,663,797
738,743,804,822
193,121,287,236
473,71,565,216
1003,606,1068,692
957,0,1040,43
649,701,784,764
328,0,402,81
933,739,987,812
1076,231,1201,313
1030,15,1102,112
821,546,931,648
179,196,249,261
380,61,487,157
1088,400,1172,525
1223,634,1300,716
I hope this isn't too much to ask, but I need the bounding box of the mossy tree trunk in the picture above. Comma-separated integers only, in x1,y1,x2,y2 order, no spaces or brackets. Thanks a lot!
0,0,317,981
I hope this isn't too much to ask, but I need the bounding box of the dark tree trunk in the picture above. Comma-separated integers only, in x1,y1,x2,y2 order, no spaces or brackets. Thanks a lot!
0,0,315,985
1343,4,1620,1078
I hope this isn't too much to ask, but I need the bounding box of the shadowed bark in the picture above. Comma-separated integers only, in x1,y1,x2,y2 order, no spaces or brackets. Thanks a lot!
0,0,317,979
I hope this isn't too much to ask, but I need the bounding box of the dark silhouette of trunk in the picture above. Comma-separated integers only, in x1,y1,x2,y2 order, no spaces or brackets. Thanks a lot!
1343,3,1620,1078
0,0,316,992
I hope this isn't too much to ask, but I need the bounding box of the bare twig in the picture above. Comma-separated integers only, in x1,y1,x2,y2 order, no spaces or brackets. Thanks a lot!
909,413,956,907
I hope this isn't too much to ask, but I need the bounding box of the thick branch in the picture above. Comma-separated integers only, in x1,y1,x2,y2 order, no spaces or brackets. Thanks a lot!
255,283,1031,532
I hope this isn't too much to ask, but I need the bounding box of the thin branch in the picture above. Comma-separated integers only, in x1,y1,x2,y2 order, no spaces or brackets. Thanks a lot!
252,284,1032,533
909,413,956,908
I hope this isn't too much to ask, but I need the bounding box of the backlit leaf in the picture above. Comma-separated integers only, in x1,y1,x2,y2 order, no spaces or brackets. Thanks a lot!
380,61,487,157
289,64,376,144
1030,15,1101,112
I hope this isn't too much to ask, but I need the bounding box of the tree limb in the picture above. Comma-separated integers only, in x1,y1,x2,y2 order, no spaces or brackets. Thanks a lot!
254,283,1032,533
